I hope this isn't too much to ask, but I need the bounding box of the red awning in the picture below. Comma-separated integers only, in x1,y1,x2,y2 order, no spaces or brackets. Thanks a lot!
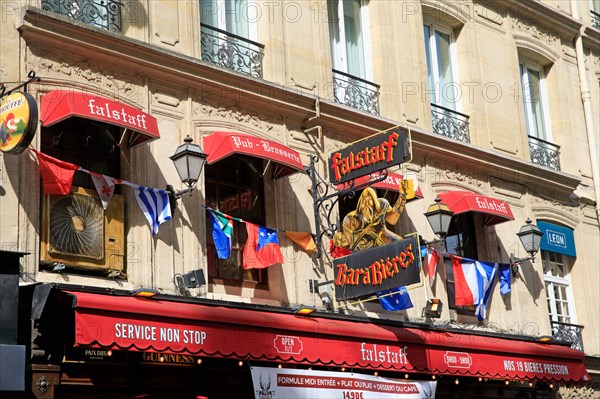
40,90,160,147
202,132,304,178
66,291,589,383
338,172,424,199
438,191,515,226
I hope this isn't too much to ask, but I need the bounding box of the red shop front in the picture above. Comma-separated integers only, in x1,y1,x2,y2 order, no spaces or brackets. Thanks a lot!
32,289,589,399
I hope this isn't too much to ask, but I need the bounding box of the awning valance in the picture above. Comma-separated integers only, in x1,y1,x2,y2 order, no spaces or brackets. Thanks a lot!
202,132,304,178
65,291,589,383
338,172,424,199
438,191,515,226
40,90,160,147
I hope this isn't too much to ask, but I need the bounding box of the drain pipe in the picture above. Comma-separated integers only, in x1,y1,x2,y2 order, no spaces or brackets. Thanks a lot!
571,1,600,225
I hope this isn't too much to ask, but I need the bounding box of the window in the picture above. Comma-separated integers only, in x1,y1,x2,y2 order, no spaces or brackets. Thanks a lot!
201,0,252,38
328,0,379,115
424,23,470,142
39,118,125,274
423,24,458,110
443,213,478,313
591,0,600,29
328,0,370,79
519,60,561,170
542,250,576,325
519,62,552,141
205,155,267,285
200,0,264,77
41,0,123,32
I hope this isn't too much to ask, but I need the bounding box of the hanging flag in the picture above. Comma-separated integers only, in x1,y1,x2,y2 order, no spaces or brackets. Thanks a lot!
34,150,79,195
499,263,512,295
90,172,120,209
421,246,440,289
208,209,233,259
451,256,497,321
132,185,172,235
376,286,414,311
243,222,283,269
285,231,317,253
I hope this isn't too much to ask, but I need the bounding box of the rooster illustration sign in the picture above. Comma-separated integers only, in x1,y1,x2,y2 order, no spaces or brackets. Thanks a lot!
0,91,38,154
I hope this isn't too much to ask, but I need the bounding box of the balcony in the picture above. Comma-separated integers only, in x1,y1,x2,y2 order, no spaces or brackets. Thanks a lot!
592,10,600,30
41,0,123,33
332,70,380,115
430,104,470,143
551,321,584,351
200,23,265,78
528,135,561,171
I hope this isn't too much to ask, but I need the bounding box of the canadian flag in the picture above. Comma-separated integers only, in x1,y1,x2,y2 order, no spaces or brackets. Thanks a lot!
90,172,121,209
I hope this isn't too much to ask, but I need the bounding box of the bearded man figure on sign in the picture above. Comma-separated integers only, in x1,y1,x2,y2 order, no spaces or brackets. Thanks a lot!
334,179,414,252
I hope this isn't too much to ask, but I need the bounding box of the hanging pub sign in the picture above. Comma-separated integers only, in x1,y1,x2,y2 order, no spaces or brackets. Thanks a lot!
334,236,419,301
328,126,410,185
0,91,38,154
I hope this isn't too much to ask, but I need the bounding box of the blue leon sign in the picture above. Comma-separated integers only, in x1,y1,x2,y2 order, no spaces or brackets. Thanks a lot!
537,221,576,258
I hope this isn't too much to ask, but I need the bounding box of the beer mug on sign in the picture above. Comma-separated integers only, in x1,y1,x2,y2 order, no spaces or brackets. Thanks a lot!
404,171,417,200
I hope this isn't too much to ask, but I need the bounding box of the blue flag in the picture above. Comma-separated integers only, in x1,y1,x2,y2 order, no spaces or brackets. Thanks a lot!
376,286,413,311
208,209,233,259
499,263,511,295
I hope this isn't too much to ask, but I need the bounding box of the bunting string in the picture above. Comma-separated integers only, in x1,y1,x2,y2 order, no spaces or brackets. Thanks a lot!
31,149,171,235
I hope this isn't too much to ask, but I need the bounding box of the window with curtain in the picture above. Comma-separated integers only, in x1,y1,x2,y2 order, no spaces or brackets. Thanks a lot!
205,155,267,286
423,24,458,110
519,62,551,140
543,250,576,325
328,0,368,79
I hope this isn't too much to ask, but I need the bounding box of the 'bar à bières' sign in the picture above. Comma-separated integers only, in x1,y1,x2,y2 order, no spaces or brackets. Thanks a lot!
334,236,420,301
328,127,410,185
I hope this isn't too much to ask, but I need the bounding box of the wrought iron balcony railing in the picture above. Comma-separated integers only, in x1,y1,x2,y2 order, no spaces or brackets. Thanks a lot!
591,10,600,30
331,69,380,115
551,321,584,351
200,23,265,78
528,135,561,171
430,104,470,143
41,0,123,33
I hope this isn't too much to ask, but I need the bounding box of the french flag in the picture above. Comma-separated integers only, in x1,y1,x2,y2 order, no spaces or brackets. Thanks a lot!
451,256,497,320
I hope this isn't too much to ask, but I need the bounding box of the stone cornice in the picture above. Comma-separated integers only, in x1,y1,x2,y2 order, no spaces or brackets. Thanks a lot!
504,0,582,39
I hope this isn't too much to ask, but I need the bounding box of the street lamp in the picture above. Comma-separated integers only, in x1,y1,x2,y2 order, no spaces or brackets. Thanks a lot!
167,135,207,208
424,196,454,241
511,218,544,276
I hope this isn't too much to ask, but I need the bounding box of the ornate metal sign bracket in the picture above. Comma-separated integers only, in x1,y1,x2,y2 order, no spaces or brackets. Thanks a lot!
0,71,40,99
306,155,388,258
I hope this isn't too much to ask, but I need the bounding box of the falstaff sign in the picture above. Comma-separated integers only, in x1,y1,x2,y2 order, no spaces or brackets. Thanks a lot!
334,236,419,301
328,127,410,185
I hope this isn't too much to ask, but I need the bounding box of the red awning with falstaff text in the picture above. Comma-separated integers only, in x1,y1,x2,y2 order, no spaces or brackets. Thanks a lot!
438,191,515,226
40,90,160,147
203,131,304,178
66,291,588,383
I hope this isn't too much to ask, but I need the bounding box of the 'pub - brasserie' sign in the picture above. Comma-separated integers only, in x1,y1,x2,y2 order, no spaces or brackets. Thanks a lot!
334,236,420,301
328,127,410,185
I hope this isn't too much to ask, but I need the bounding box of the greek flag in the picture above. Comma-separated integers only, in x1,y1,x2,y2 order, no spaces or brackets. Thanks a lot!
132,185,172,235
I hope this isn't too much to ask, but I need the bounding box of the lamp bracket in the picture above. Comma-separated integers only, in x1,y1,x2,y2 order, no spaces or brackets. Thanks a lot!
166,184,195,213
305,155,388,258
509,253,537,277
